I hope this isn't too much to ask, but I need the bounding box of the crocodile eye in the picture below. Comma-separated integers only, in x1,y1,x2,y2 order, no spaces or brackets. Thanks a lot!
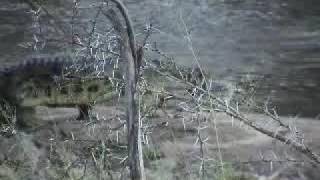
88,85,99,92
74,84,84,93
60,87,68,95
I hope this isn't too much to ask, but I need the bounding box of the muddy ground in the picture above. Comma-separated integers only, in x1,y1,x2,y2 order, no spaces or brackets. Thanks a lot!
0,94,319,179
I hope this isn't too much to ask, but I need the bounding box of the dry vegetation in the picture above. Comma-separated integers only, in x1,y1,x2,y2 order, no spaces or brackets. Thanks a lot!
0,0,319,180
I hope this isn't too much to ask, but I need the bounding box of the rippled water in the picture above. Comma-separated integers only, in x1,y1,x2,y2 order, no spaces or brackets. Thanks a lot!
0,0,319,117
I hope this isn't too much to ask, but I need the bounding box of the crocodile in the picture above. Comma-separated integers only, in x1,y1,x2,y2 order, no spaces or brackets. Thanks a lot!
0,56,118,129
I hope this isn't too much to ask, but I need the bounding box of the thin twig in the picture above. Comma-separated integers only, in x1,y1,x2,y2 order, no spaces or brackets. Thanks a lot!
147,59,320,165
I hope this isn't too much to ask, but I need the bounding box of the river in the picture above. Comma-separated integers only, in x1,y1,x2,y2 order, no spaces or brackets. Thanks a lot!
0,0,319,117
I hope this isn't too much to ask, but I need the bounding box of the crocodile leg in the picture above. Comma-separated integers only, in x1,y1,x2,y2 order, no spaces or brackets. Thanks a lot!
15,106,40,129
76,104,91,120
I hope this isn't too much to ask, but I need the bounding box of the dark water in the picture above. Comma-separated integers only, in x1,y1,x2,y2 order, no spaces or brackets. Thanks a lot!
126,0,320,117
0,0,320,117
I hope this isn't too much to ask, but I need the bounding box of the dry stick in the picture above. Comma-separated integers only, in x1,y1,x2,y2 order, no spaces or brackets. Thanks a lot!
207,91,320,165
23,0,141,177
86,5,103,56
150,46,289,130
23,0,67,35
210,110,227,180
196,115,207,179
146,46,319,164
247,100,290,129
137,93,146,180
148,64,320,165
102,1,142,179
176,35,227,176
123,30,142,180
179,10,207,85
222,107,320,165
106,0,137,67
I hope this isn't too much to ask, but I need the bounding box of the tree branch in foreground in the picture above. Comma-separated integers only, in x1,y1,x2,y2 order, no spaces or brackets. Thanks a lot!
147,61,320,165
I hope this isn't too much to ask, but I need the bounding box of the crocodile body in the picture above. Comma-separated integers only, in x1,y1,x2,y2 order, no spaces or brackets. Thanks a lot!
0,56,116,129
